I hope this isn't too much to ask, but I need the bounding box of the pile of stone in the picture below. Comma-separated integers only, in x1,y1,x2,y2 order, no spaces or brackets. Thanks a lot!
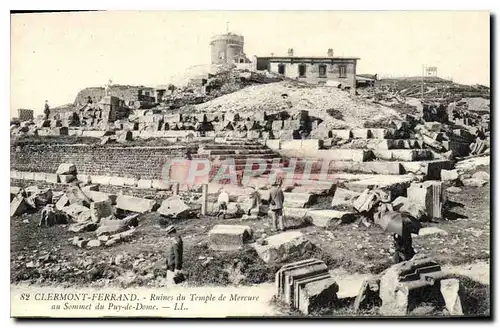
354,255,464,315
275,258,339,315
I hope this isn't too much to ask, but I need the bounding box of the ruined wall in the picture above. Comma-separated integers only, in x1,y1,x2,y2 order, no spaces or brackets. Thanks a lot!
74,85,156,106
10,145,186,179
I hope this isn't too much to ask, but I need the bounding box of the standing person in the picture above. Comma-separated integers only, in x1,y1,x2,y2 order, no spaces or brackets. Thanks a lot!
165,225,184,285
43,100,50,120
216,188,229,219
268,178,285,232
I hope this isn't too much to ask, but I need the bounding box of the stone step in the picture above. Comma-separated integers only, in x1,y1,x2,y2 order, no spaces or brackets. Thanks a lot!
279,149,373,162
343,174,423,199
200,144,268,150
337,139,424,150
400,159,454,180
372,149,433,162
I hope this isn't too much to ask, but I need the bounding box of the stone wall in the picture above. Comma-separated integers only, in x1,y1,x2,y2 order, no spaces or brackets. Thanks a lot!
11,145,186,180
74,85,156,107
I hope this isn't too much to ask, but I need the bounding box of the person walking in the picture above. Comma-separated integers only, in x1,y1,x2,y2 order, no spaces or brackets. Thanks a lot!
268,178,285,232
165,225,184,285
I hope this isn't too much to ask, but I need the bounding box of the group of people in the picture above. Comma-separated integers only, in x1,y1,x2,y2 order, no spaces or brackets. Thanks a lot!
214,178,285,232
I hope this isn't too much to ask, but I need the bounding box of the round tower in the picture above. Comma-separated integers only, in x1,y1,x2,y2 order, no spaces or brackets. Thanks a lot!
210,33,245,65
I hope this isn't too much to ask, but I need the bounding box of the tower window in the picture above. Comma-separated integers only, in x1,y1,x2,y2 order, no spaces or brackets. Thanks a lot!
219,51,225,60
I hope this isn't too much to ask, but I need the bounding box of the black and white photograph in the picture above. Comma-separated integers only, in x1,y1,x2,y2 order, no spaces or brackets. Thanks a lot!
9,10,491,318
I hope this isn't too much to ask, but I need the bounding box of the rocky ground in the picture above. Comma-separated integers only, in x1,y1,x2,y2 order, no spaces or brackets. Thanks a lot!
10,160,490,316
193,81,401,130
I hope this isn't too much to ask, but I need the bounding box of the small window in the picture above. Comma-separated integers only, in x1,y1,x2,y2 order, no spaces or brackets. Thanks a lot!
278,64,286,75
319,65,327,77
219,51,225,59
145,91,150,96
298,64,306,77
339,65,347,78
239,59,244,63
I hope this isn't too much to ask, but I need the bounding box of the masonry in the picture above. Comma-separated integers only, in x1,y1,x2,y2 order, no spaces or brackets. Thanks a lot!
10,144,186,180
253,49,359,92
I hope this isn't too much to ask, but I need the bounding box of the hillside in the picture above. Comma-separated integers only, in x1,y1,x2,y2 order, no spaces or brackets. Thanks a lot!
192,81,401,129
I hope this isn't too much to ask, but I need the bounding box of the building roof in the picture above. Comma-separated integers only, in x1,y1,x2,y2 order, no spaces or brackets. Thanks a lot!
255,56,360,61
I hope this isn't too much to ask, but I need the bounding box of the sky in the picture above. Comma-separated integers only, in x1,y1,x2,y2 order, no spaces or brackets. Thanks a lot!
10,11,490,117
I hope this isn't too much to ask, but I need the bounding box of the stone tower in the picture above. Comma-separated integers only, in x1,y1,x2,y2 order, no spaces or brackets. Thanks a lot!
210,32,247,65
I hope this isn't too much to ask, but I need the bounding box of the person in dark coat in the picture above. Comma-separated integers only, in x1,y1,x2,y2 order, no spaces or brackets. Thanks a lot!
392,223,416,264
268,177,285,232
165,225,184,285
44,100,50,120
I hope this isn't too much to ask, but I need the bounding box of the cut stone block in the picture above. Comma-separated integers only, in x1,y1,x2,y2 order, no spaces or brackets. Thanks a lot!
283,207,310,219
208,225,253,251
63,203,90,219
345,175,418,198
21,172,35,180
10,196,28,217
407,181,444,219
45,173,60,184
275,259,325,298
440,278,464,316
55,194,69,211
90,175,112,185
84,190,117,205
34,172,47,181
59,174,75,183
351,128,370,139
379,256,443,315
116,194,156,213
331,188,360,207
87,239,103,248
56,163,76,175
370,129,389,139
330,129,352,140
253,231,314,264
283,192,314,208
440,169,459,181
90,199,113,222
374,149,433,161
77,174,91,184
157,195,192,219
68,221,98,233
137,179,152,189
151,179,171,190
308,209,356,227
401,160,454,180
96,218,128,236
297,275,339,315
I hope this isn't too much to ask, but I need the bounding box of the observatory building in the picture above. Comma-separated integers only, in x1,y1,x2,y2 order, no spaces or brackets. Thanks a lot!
210,32,251,65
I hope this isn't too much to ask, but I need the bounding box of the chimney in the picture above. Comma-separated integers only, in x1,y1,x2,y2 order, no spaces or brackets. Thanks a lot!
288,48,294,57
327,48,334,57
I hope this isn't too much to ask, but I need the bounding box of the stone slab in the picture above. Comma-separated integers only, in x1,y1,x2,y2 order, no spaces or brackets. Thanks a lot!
308,210,357,227
208,225,253,251
253,231,314,264
116,194,156,213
